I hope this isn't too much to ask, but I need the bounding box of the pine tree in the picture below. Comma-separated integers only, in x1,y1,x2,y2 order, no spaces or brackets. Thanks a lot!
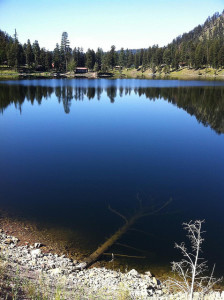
95,47,103,70
212,40,220,68
118,47,125,68
39,48,46,69
134,52,140,69
142,51,148,72
218,45,224,67
45,51,52,71
25,39,34,67
127,51,134,68
32,40,40,68
0,30,12,64
60,32,70,72
108,45,116,69
6,29,23,70
163,48,172,65
85,49,95,70
53,43,61,71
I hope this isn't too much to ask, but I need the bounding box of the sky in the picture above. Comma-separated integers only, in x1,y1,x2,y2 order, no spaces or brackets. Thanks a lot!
0,0,223,51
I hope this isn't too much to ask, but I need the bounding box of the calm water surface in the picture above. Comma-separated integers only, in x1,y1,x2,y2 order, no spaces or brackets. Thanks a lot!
0,79,224,274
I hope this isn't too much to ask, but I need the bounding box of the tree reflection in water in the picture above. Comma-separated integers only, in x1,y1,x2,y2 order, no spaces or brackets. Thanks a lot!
1,83,224,134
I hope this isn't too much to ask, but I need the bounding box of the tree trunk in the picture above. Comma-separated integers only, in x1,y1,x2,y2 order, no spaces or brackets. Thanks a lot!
75,213,140,270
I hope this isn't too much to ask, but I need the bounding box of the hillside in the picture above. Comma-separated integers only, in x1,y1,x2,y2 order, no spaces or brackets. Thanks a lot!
0,10,224,77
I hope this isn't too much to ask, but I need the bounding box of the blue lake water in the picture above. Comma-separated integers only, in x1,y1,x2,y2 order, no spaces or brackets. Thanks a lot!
0,79,224,274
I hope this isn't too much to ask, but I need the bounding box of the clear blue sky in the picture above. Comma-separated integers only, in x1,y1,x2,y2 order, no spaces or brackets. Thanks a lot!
0,0,223,51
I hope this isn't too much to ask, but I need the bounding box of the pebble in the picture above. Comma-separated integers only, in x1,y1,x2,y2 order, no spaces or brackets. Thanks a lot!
0,230,223,299
31,249,42,257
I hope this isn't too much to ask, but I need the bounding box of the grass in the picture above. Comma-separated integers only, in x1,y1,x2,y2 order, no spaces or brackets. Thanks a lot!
0,65,55,80
0,67,20,79
110,66,224,80
0,254,132,300
1,65,224,80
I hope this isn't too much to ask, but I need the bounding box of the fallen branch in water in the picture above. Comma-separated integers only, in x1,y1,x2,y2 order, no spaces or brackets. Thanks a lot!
103,253,146,259
115,242,152,256
75,197,172,270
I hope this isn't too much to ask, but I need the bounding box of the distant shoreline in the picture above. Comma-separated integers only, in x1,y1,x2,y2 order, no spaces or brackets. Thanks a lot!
1,67,224,81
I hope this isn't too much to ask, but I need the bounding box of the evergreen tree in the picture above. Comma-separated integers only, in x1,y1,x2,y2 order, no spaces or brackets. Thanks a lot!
53,43,61,71
127,51,134,68
118,47,125,68
142,51,148,72
139,49,144,66
6,29,23,70
25,39,34,67
101,54,109,72
45,51,52,71
172,49,180,70
195,42,206,68
0,30,13,64
163,48,172,65
95,47,103,70
32,40,40,67
211,40,220,68
39,48,46,69
60,32,71,71
108,45,116,69
134,52,140,69
218,45,224,67
85,49,95,70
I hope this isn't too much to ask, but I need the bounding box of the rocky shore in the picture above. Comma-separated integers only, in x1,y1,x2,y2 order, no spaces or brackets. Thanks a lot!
0,230,223,300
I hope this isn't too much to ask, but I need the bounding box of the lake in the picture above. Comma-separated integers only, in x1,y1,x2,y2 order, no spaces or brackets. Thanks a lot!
0,79,224,275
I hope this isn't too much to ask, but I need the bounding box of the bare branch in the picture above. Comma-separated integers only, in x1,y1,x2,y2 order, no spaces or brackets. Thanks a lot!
103,253,146,259
115,242,152,255
166,220,222,299
140,197,172,217
136,193,142,209
108,205,128,223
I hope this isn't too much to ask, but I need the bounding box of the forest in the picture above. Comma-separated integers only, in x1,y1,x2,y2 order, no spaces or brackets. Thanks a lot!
1,11,224,73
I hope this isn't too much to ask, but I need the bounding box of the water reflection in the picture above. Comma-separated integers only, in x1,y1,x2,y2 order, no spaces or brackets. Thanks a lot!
0,79,224,274
1,83,224,134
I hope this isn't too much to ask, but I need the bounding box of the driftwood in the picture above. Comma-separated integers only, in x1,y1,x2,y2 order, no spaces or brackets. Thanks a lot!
75,197,172,270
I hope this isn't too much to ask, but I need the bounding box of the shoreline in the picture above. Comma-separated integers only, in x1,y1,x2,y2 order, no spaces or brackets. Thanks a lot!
1,229,223,299
1,67,224,81
0,210,171,277
0,212,223,299
0,228,165,299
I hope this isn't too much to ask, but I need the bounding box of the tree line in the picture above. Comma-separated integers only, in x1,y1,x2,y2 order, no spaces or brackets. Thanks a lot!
1,11,224,73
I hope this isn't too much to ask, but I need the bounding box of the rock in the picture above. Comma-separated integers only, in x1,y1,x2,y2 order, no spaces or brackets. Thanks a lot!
162,288,169,294
49,268,62,276
145,271,152,277
34,243,43,248
74,262,87,270
1,230,222,300
31,249,41,257
4,238,13,244
127,269,139,277
152,276,158,285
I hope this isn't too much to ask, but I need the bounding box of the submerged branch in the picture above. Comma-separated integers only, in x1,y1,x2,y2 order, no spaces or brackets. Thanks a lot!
75,198,172,270
116,242,152,255
103,253,146,259
108,205,128,223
